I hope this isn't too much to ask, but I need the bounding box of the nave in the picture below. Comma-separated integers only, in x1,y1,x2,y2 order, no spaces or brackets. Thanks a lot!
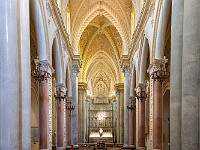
0,0,200,150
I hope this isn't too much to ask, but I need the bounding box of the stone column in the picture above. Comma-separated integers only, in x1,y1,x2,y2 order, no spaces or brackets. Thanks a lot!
66,97,75,146
55,83,66,150
120,88,124,143
135,83,147,150
127,97,136,148
170,0,183,149
122,65,130,147
19,0,31,149
148,58,168,150
115,83,124,144
78,82,87,143
33,60,54,150
155,0,172,59
0,0,20,148
85,100,90,143
182,1,200,149
71,64,79,145
115,89,120,143
127,67,136,148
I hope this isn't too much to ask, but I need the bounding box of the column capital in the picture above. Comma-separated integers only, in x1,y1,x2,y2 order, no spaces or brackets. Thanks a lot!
135,83,147,100
122,64,130,73
32,58,54,82
127,96,136,110
66,98,75,111
72,63,80,76
147,58,169,82
55,83,67,99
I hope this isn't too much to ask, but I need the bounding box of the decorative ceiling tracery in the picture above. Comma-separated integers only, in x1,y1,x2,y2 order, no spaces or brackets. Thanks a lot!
60,0,135,97
68,0,133,54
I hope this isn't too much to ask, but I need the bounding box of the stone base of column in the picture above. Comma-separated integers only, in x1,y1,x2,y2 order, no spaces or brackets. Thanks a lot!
137,147,145,150
130,145,136,148
40,149,48,150
57,147,64,150
123,144,130,148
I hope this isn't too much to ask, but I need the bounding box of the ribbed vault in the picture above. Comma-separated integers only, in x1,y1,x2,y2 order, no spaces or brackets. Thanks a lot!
66,0,134,96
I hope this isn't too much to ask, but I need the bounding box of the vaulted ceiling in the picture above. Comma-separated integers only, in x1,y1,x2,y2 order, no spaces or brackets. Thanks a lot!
66,0,135,96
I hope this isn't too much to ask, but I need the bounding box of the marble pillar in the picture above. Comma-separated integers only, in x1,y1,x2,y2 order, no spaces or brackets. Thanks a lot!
71,64,79,145
0,0,19,149
55,83,66,150
120,88,124,143
182,0,200,149
155,0,172,59
148,59,168,150
122,65,130,147
78,82,87,143
77,89,83,143
128,67,136,147
20,0,31,149
115,83,124,144
33,60,54,150
85,100,90,143
115,89,120,143
127,97,136,148
115,83,124,143
170,0,183,149
135,83,147,150
66,97,74,146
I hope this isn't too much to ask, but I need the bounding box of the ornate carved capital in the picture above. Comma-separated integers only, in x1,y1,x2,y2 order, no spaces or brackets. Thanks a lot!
55,83,66,99
127,96,136,110
135,83,147,100
32,58,54,82
66,98,75,111
122,64,130,73
147,58,169,82
72,63,80,76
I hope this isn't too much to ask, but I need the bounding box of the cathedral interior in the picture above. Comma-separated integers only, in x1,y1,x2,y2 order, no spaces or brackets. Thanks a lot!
0,0,200,150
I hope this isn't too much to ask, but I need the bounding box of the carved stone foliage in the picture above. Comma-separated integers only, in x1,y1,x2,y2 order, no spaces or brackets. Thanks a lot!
148,58,169,82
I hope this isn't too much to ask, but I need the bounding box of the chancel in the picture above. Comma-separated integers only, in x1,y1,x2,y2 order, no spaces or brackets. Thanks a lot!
0,0,200,150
